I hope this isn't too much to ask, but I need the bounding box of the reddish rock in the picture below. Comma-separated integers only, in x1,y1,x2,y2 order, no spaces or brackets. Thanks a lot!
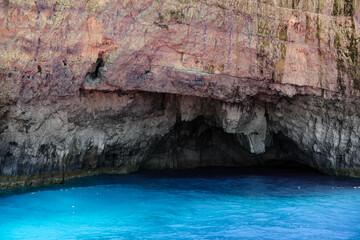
1,0,360,188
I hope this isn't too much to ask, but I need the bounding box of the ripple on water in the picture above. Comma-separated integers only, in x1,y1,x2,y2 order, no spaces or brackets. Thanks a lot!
0,167,360,239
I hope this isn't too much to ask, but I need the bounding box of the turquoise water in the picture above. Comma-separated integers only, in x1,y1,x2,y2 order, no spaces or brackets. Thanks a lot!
1,168,360,240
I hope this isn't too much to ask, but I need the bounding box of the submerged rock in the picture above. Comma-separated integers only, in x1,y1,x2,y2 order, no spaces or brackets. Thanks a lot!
1,0,360,188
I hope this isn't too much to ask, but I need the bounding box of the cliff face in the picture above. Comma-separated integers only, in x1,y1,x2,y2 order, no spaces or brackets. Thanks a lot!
1,0,360,188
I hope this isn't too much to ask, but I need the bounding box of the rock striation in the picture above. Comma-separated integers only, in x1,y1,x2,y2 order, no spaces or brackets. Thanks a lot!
1,0,360,188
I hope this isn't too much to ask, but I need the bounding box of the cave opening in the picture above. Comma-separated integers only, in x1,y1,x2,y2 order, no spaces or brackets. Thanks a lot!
141,116,315,172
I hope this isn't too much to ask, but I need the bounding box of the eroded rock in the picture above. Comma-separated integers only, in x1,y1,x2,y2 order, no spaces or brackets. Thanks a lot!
1,0,360,188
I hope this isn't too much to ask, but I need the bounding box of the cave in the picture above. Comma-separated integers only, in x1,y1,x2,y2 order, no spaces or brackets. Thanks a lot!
2,89,353,189
141,116,313,171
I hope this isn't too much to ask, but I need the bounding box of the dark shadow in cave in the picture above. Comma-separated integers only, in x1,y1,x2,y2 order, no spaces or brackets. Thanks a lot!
141,116,315,172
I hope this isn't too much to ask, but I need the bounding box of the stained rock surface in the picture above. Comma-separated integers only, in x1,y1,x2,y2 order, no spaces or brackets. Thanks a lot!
1,0,360,188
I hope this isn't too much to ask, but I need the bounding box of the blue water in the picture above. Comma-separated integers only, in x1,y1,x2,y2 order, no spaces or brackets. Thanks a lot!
1,168,360,240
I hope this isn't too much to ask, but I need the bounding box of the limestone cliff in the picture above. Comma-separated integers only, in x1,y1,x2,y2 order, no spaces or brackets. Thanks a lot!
1,0,360,188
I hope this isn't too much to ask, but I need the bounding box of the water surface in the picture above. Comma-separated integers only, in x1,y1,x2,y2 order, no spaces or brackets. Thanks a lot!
1,167,360,239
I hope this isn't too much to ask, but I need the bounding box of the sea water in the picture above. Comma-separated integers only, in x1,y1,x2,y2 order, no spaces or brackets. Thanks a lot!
0,167,360,240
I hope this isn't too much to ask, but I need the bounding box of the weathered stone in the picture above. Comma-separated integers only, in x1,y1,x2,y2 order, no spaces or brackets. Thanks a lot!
1,0,360,188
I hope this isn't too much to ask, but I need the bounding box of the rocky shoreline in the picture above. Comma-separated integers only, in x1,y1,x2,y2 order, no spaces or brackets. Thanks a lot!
1,0,360,188
2,91,360,189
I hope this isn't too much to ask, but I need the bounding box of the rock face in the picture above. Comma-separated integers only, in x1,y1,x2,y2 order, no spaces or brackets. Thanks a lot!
1,0,360,188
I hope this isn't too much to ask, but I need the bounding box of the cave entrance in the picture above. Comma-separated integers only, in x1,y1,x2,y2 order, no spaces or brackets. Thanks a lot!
141,117,315,172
